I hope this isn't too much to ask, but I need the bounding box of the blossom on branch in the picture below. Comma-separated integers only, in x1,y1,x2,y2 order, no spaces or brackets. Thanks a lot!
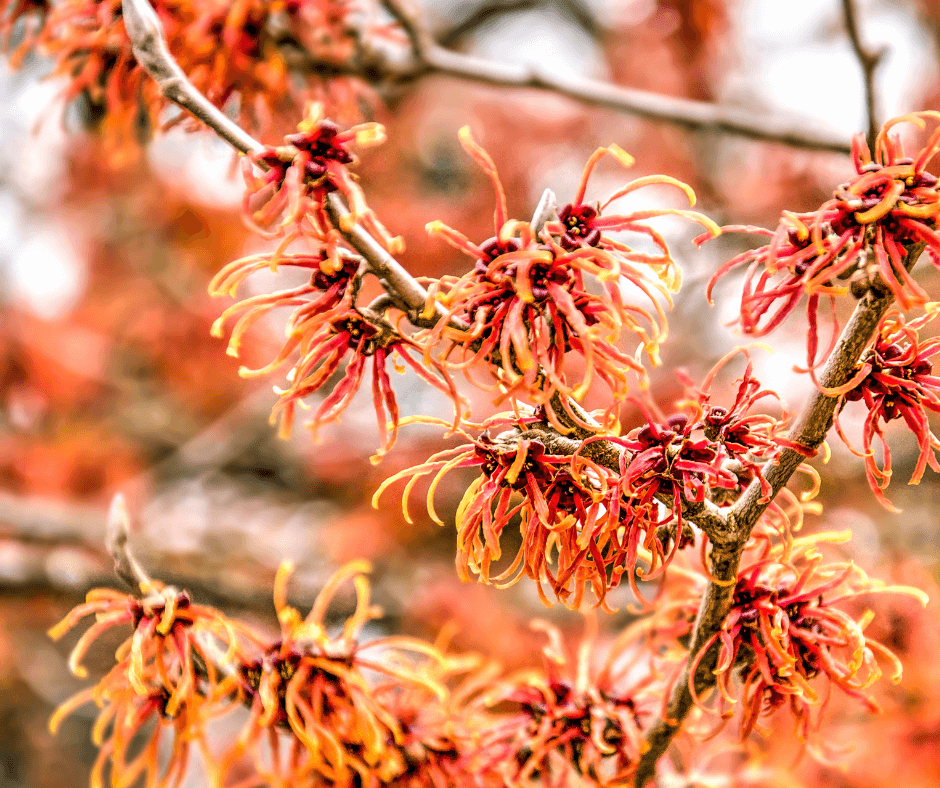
422,128,717,430
675,533,928,742
833,307,940,510
227,304,461,456
48,583,244,788
374,416,643,609
478,618,656,787
49,558,486,787
242,108,400,252
543,144,719,294
220,560,457,786
701,112,940,372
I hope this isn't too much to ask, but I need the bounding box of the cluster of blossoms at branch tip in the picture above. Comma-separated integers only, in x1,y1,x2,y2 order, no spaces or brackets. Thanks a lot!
654,532,928,744
47,579,241,787
49,559,504,787
833,306,940,510
373,412,620,608
375,353,795,610
477,618,655,787
700,112,940,374
212,111,464,455
48,550,708,788
422,127,719,432
0,0,380,155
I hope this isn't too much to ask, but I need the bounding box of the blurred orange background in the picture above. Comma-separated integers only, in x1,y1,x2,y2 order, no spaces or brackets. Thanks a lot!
2,1,940,785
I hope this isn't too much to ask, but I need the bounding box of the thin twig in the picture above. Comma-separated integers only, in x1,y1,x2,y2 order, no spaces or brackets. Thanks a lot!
842,0,884,151
105,493,153,592
123,0,731,545
436,0,601,48
632,244,925,786
324,195,445,324
122,0,264,156
423,50,849,153
372,0,850,154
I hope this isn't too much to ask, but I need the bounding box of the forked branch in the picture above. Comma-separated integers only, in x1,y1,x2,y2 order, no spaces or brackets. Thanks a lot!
121,0,729,542
632,243,925,785
374,0,850,153
120,0,885,784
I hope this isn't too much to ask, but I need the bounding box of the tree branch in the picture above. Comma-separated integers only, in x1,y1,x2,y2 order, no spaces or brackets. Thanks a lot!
842,0,884,151
632,244,925,786
369,0,850,153
105,493,153,592
272,0,851,153
129,7,919,783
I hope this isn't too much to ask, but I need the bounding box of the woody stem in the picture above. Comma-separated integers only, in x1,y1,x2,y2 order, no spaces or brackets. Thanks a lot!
632,243,924,786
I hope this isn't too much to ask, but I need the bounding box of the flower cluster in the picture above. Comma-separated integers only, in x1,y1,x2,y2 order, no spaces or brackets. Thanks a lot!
670,533,928,740
375,355,791,610
601,353,793,573
478,619,655,787
50,553,692,788
212,114,468,455
422,127,718,430
217,560,465,785
702,112,940,371
241,109,399,251
49,560,500,788
374,415,626,608
1,0,377,154
834,308,940,510
48,582,241,788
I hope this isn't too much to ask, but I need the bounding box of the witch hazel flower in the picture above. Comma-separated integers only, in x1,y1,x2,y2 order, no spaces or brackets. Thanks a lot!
478,618,656,787
681,533,928,742
220,560,455,787
602,410,738,581
422,127,717,431
583,354,801,588
684,349,801,501
48,582,244,788
701,112,940,372
49,555,484,788
374,415,634,609
233,305,462,456
832,307,940,510
211,244,464,457
542,144,719,295
242,105,401,252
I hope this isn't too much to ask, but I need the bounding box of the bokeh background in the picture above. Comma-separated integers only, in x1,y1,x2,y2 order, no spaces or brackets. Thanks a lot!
2,0,940,785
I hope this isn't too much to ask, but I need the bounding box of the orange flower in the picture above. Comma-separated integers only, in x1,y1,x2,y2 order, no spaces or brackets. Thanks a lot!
833,308,940,511
422,128,717,430
677,534,928,741
220,560,457,786
48,583,243,788
241,108,399,252
374,415,638,609
478,618,657,787
49,559,489,787
701,112,940,373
